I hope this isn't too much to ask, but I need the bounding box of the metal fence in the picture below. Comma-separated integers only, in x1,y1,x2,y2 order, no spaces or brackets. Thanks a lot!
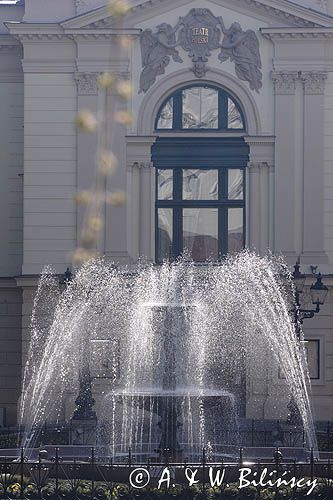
0,421,332,451
0,448,332,500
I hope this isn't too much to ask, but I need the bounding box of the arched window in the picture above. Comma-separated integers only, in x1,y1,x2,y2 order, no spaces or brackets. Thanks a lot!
155,84,245,131
152,85,249,263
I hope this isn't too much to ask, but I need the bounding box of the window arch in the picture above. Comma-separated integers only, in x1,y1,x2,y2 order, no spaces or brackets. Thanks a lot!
155,84,246,131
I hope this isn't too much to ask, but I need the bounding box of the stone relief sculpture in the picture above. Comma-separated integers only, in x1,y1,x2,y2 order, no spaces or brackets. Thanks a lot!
139,8,262,93
139,24,183,93
177,9,222,79
219,21,262,93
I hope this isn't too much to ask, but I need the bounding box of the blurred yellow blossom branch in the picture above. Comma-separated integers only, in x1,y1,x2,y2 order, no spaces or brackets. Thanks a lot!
72,0,132,265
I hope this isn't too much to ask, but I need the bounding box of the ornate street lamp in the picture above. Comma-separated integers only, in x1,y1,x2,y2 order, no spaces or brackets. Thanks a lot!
287,261,328,427
292,261,329,339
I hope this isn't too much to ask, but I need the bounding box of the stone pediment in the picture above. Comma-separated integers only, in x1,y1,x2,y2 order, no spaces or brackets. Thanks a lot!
61,0,333,30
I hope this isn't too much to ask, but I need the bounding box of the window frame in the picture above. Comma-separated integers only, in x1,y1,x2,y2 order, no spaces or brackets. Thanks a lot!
155,84,246,132
155,166,246,263
304,339,321,381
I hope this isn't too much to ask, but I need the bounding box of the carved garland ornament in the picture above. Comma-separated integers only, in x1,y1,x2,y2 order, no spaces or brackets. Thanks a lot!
139,8,262,94
75,73,99,95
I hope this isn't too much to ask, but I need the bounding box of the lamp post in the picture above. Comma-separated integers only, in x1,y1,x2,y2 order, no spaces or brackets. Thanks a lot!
287,261,329,428
291,261,329,340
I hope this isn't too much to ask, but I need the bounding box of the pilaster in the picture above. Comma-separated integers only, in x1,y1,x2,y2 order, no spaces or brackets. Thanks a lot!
245,136,275,254
271,71,299,262
300,71,328,264
75,72,100,250
126,136,157,261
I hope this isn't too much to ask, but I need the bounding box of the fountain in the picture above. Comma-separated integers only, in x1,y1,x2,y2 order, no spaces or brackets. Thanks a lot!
17,252,317,461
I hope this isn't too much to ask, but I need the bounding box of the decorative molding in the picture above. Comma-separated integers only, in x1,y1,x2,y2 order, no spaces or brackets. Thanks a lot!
66,29,141,40
261,28,333,40
271,71,299,95
137,67,262,135
22,60,76,73
75,0,89,14
0,35,22,53
76,61,130,79
301,71,327,94
62,0,332,31
14,33,66,42
0,73,24,83
132,161,154,170
139,8,262,93
75,72,99,95
247,161,273,171
128,0,330,28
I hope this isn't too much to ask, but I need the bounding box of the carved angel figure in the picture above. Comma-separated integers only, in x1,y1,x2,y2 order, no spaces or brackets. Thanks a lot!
219,21,262,93
139,24,183,93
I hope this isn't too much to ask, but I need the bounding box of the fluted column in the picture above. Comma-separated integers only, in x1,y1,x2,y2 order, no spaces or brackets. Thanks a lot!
126,137,157,262
271,71,299,261
300,71,328,264
245,136,275,254
246,161,274,253
140,162,155,258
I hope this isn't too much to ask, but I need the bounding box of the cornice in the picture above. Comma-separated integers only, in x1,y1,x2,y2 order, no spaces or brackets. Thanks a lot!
15,276,40,288
128,0,332,28
0,278,19,289
0,34,22,52
22,59,76,73
261,27,333,40
0,73,23,83
5,21,141,42
60,0,333,30
244,135,275,146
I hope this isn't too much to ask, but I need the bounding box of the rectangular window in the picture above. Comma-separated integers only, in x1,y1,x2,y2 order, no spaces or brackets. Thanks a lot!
157,170,173,200
304,339,320,380
228,170,244,200
183,208,219,261
228,208,244,253
183,169,218,200
157,208,173,261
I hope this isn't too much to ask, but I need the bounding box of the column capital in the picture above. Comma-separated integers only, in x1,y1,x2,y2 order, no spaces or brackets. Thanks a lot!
247,161,274,172
132,161,154,170
271,71,299,95
300,71,327,95
75,72,99,95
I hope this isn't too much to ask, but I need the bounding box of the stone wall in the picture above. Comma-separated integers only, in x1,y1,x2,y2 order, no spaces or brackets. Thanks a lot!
0,282,22,426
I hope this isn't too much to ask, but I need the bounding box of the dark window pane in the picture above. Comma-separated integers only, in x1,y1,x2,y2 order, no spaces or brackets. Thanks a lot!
228,208,244,253
157,97,173,129
157,170,173,200
183,87,218,129
228,170,244,200
183,208,218,261
157,208,173,261
183,169,218,200
228,98,244,129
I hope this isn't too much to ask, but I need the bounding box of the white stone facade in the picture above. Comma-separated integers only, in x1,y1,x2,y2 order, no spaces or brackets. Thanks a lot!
0,0,333,425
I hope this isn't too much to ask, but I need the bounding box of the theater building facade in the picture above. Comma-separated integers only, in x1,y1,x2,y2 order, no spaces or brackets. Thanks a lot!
0,0,333,426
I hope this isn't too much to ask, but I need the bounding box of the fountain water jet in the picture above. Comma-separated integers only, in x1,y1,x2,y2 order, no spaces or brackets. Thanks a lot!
19,252,317,460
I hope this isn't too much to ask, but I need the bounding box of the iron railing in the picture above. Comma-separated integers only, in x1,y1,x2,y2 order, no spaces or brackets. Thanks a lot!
1,421,332,451
0,447,332,499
